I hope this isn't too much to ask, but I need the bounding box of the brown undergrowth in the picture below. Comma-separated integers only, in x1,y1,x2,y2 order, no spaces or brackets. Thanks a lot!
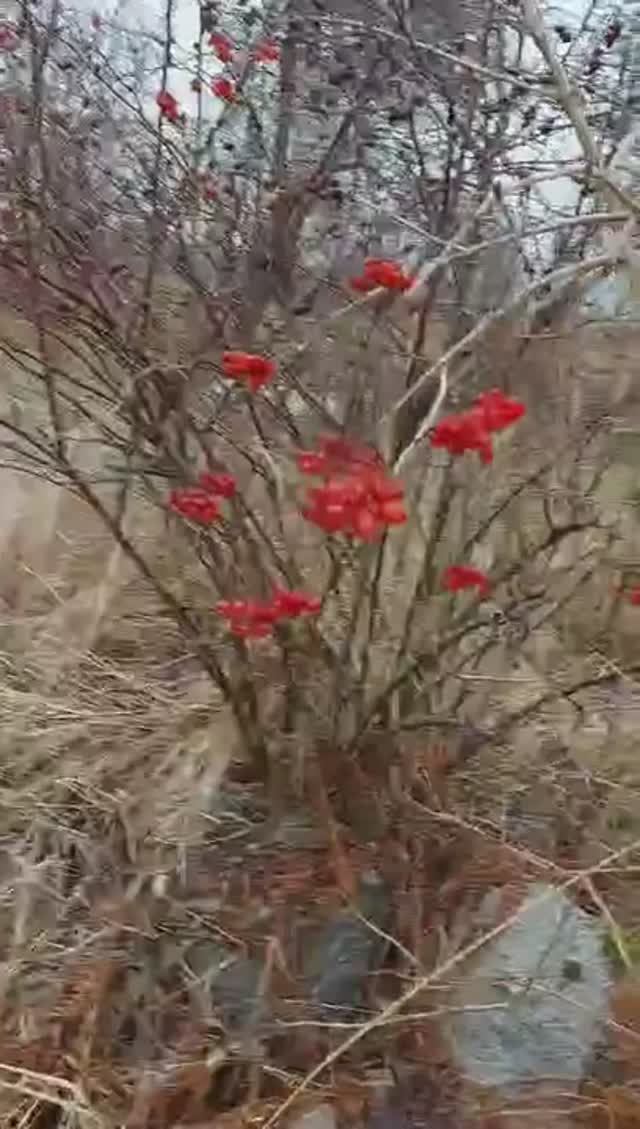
0,713,638,1129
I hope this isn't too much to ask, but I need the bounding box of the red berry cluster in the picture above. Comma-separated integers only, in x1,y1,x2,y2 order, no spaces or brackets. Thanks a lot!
442,565,491,596
156,90,181,123
169,471,236,524
212,76,236,102
222,351,276,392
253,40,280,63
207,27,237,100
298,436,407,541
209,32,234,63
208,32,279,105
350,258,414,294
201,177,217,202
217,586,321,639
0,22,19,52
431,389,526,464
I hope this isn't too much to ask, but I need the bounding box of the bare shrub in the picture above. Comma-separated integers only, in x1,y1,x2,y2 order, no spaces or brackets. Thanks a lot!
0,0,639,1126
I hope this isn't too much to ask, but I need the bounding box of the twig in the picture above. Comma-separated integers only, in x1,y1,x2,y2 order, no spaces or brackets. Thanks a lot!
522,0,640,220
582,876,633,972
393,365,448,474
383,252,619,439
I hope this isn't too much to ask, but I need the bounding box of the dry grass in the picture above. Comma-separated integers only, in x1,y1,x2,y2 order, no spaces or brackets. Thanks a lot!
0,308,638,1129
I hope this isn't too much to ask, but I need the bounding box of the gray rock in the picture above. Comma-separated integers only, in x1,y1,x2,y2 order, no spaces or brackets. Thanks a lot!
210,955,265,1034
449,883,611,1093
185,940,266,1036
269,810,329,848
288,1105,336,1129
304,871,391,1017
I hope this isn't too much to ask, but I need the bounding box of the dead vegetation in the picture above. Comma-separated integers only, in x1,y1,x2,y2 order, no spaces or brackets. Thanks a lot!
1,261,640,1127
2,0,640,1125
0,344,639,1128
